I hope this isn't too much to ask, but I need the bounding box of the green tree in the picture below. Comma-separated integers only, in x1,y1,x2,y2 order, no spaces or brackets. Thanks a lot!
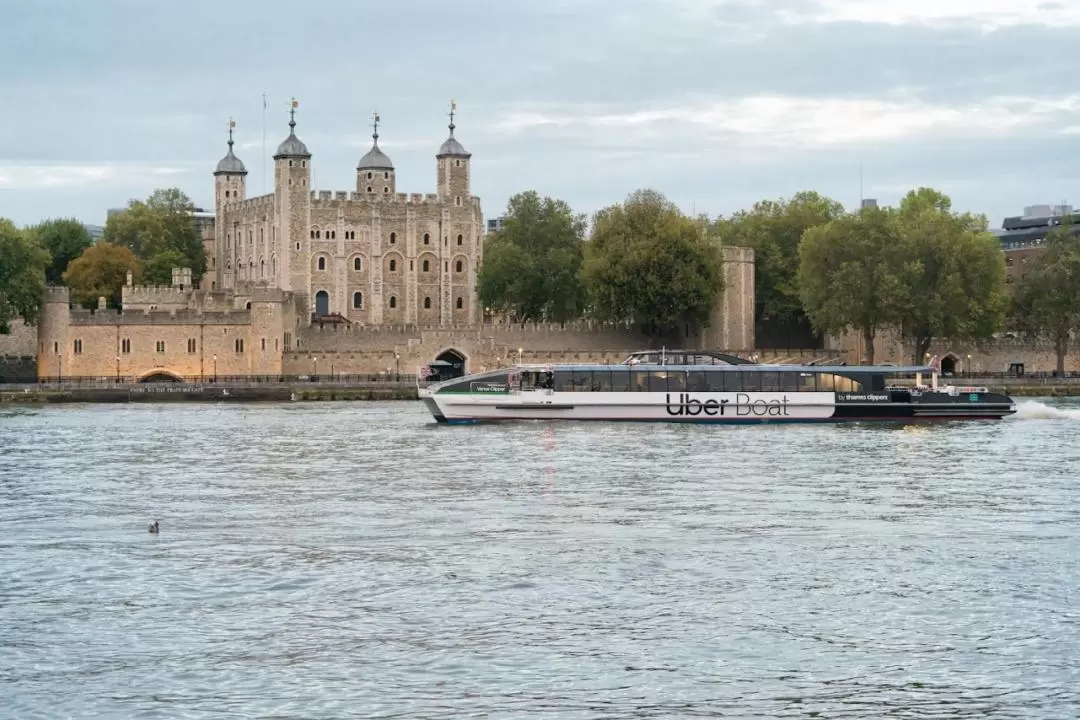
142,250,189,287
894,188,1007,365
477,190,587,323
29,218,93,285
1012,223,1080,374
797,206,906,365
103,188,206,279
0,218,49,332
582,189,723,342
62,243,142,309
710,191,844,342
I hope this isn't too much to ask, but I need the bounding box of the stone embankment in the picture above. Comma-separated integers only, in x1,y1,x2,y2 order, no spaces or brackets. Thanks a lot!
0,380,419,404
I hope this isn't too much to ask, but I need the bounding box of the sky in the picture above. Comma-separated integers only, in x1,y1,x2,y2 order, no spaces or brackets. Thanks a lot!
1,0,1078,229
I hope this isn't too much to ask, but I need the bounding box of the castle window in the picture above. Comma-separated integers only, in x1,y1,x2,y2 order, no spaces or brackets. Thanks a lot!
456,196,462,207
353,292,363,309
310,230,315,239
410,260,414,271
296,242,301,251
444,262,448,272
318,256,326,271
389,232,396,245
424,297,432,309
455,260,463,273
423,233,430,245
261,338,266,351
422,260,430,272
53,342,58,354
225,190,230,198
389,295,397,309
329,231,335,239
187,338,196,354
389,259,397,272
384,187,389,193
367,186,372,193
121,339,131,354
301,160,306,168
456,297,464,309
235,338,244,353
289,160,294,167
156,341,165,353
457,234,463,246
367,172,373,180
353,257,362,271
455,159,461,167
73,339,82,354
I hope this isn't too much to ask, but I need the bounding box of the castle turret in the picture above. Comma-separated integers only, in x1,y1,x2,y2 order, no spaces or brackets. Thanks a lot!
357,111,396,196
436,99,471,205
36,286,71,381
273,98,312,298
214,118,247,290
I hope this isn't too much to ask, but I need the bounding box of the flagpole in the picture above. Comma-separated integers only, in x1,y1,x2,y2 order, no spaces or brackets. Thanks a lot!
261,92,267,195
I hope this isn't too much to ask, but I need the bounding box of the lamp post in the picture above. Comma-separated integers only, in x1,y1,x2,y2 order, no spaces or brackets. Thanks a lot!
966,354,972,376
517,347,523,364
213,354,217,383
395,352,400,380
313,356,318,381
116,356,120,383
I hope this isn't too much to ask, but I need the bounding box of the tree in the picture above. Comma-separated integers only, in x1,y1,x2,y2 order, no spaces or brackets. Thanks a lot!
582,189,723,342
103,188,206,279
29,218,93,285
143,250,190,287
62,243,142,309
797,206,906,365
894,188,1007,365
477,191,587,323
0,218,49,332
1012,223,1080,374
710,191,844,342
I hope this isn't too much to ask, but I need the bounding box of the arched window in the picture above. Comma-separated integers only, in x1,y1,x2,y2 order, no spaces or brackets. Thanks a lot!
389,296,397,309
389,232,396,245
389,259,397,272
422,260,430,272
423,233,430,245
353,257,362,271
456,234,463,245
352,292,363,309
456,297,464,309
317,256,326,270
455,260,463,273
424,297,432,309
367,172,373,180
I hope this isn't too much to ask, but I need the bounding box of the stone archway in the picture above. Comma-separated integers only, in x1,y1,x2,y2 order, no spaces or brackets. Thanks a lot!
139,370,184,383
430,348,467,381
940,353,960,376
314,290,330,316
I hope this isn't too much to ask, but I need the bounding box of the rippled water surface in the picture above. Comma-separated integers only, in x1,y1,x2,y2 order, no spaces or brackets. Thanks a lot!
2,399,1080,718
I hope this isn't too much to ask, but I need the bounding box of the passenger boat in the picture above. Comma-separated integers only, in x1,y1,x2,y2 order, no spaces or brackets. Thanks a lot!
416,350,1017,425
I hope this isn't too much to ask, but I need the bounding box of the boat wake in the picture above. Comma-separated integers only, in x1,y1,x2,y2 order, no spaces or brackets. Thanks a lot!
1012,400,1080,420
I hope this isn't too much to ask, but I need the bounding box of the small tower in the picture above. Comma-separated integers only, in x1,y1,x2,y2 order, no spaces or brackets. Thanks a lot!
436,99,471,204
213,118,247,290
357,111,396,196
273,98,312,296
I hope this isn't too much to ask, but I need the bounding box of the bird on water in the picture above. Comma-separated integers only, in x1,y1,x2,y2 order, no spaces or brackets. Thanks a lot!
148,520,159,534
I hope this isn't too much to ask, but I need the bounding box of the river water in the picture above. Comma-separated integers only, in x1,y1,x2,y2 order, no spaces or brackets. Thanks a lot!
1,399,1079,718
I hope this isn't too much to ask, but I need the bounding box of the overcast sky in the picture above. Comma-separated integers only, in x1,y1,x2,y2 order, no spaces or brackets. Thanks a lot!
1,0,1078,229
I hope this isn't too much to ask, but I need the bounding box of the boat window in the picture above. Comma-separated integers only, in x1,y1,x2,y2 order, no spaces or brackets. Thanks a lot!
553,371,575,391
631,369,649,392
687,371,708,392
667,371,687,391
797,372,817,392
646,371,669,392
759,371,779,392
704,370,725,392
591,370,612,392
571,370,594,391
740,372,762,392
816,373,862,392
778,371,800,392
610,369,631,392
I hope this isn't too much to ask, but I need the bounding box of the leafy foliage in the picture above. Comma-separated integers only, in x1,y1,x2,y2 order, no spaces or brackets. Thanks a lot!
29,218,93,285
477,191,587,323
797,206,907,365
893,188,1007,364
710,191,844,340
143,250,190,287
62,243,143,309
103,188,206,279
583,189,723,341
0,218,49,332
1011,222,1080,374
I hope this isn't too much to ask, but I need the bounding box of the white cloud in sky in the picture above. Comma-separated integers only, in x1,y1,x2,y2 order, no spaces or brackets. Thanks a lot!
791,0,1080,28
0,163,189,191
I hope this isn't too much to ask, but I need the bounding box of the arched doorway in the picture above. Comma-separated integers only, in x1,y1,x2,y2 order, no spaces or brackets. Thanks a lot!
940,353,959,376
139,371,183,383
314,290,330,316
429,349,466,381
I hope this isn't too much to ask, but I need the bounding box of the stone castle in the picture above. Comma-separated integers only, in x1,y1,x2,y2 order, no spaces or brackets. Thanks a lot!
17,101,760,382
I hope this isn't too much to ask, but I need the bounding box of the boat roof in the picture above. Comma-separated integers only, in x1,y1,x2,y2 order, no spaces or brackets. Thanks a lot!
512,363,935,374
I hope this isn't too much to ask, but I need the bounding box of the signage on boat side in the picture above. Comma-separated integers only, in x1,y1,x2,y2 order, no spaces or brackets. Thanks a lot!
836,392,890,403
471,381,509,394
665,392,793,417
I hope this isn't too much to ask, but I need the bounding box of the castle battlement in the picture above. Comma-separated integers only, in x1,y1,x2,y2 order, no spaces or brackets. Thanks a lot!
68,307,252,326
233,194,276,211
307,190,479,207
45,286,71,302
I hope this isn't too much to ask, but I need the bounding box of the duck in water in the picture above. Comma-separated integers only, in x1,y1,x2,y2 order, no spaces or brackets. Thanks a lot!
148,520,159,534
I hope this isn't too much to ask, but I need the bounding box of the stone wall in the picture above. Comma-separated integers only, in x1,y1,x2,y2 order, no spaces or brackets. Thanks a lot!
0,319,36,356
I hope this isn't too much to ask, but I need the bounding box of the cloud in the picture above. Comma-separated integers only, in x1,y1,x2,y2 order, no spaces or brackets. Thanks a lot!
489,93,1080,150
789,0,1080,29
0,163,190,191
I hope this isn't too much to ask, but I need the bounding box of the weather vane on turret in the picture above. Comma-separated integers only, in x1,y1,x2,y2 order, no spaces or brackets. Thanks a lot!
372,110,380,143
448,99,456,135
227,117,236,148
288,97,298,130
